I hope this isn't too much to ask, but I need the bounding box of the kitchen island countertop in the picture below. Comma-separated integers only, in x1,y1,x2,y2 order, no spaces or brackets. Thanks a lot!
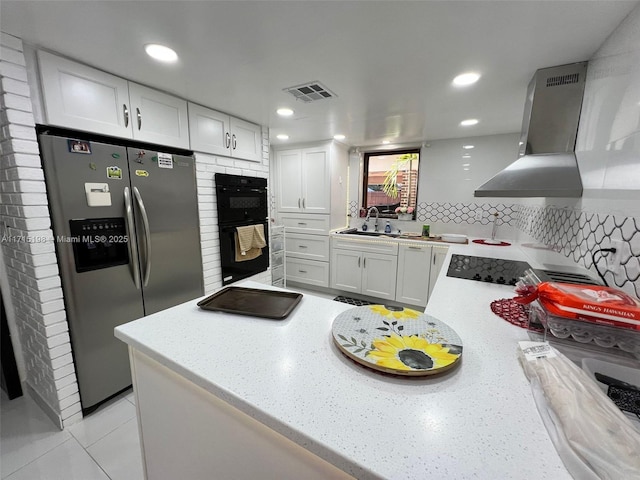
115,243,571,479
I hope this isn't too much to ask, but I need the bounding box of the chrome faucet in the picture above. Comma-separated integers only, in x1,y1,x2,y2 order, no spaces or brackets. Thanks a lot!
366,206,380,232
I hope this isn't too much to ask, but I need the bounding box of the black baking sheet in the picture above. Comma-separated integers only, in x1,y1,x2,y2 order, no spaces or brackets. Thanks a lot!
196,286,303,319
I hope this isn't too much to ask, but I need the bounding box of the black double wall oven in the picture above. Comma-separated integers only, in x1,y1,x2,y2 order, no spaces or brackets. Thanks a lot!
215,173,269,285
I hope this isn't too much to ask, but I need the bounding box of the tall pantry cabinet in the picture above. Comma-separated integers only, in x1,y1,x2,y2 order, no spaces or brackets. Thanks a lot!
273,141,348,287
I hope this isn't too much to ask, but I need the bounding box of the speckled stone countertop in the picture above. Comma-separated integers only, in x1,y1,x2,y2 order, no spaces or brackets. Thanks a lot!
115,243,571,480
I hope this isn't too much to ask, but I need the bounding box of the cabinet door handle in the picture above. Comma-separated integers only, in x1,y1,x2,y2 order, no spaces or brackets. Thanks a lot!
433,255,436,265
298,270,307,274
232,134,237,150
357,257,360,268
409,246,421,250
298,198,301,208
297,222,307,226
363,257,366,268
302,198,305,209
136,108,142,130
298,245,308,249
225,132,231,148
123,104,129,127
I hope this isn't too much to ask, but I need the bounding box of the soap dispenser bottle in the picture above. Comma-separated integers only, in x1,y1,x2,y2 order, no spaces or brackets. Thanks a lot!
384,221,391,234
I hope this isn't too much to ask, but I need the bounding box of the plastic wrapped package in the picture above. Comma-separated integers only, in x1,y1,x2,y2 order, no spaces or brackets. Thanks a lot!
517,342,640,480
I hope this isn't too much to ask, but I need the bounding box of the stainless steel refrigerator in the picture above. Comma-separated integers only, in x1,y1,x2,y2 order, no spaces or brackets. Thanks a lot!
39,132,203,413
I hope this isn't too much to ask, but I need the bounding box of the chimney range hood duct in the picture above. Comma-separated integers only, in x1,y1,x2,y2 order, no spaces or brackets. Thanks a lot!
475,62,587,198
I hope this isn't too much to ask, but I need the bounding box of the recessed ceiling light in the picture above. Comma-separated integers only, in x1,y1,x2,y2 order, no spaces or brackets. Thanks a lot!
277,108,294,117
463,145,474,149
463,167,470,171
144,44,178,63
519,141,524,146
460,119,479,126
462,163,470,167
333,134,346,140
276,134,289,140
462,154,471,158
382,140,390,145
453,72,481,86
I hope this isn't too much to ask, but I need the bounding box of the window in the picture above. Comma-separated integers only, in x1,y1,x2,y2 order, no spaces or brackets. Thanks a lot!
362,149,420,218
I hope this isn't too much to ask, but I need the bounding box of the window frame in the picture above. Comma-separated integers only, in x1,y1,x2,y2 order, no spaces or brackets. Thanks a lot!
361,148,421,219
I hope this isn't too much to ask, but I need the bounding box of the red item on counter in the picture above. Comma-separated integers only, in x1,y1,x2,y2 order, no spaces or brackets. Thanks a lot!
490,298,542,331
518,282,640,330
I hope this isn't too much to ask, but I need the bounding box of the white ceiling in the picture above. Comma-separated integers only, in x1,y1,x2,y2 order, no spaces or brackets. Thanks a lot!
2,1,637,148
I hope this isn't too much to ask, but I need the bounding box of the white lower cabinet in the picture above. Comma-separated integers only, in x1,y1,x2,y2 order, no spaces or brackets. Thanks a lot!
286,257,329,287
396,244,449,307
396,244,432,307
282,214,331,287
428,246,449,300
330,237,449,307
330,239,398,301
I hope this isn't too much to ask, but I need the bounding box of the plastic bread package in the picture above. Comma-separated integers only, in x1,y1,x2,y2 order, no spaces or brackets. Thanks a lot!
520,282,640,330
518,341,640,480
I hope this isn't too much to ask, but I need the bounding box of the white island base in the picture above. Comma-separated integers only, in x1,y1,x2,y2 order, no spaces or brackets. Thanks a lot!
130,348,352,480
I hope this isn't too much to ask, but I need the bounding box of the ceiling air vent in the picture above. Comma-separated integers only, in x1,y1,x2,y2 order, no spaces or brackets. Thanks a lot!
283,81,336,103
546,72,580,87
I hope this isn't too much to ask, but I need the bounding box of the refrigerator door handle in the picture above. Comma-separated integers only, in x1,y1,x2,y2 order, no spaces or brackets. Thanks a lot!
124,187,141,290
133,187,152,287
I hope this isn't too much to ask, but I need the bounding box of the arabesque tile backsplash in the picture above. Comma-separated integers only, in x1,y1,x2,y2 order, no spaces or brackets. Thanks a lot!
364,200,639,298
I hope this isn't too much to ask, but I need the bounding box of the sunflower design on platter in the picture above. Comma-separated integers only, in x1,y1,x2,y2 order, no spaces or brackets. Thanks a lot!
367,334,459,371
332,305,463,376
370,305,421,320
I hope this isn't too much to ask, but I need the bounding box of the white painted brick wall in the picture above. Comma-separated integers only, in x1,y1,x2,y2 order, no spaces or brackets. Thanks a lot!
0,32,80,428
195,127,272,294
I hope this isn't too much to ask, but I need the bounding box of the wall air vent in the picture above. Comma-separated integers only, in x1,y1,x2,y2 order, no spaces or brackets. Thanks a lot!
283,81,336,103
546,73,580,87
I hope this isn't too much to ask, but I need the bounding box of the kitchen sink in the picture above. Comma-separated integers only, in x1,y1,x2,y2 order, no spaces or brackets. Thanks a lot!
337,228,400,238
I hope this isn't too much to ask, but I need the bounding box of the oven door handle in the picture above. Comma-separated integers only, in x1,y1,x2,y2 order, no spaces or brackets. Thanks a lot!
124,187,141,290
133,187,152,287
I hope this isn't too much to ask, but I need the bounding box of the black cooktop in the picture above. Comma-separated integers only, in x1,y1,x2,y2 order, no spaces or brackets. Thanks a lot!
446,254,532,286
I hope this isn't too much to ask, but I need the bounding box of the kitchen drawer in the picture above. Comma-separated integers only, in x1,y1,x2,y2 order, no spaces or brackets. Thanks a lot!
280,214,330,235
285,258,329,288
331,236,398,255
285,234,329,261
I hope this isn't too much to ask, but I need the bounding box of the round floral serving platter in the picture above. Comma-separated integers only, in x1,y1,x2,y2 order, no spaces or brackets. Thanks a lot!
332,305,463,376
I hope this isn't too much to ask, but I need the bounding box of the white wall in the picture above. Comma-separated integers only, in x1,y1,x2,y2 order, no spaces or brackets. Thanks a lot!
417,133,520,205
348,133,521,239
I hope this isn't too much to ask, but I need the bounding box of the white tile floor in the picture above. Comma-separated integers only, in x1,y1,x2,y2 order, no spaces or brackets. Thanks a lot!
1,389,143,480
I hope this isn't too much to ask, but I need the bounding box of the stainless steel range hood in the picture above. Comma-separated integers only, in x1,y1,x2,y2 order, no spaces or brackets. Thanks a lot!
475,62,587,198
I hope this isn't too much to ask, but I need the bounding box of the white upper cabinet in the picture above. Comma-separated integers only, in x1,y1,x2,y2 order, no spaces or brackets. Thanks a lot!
38,50,132,138
276,150,304,212
229,116,262,162
275,144,331,214
188,103,262,162
38,51,261,153
128,82,189,149
187,103,230,155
